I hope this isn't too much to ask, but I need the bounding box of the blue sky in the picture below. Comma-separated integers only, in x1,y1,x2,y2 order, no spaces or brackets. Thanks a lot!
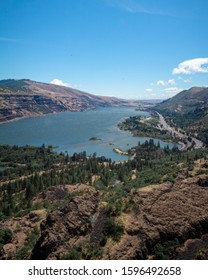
0,0,208,99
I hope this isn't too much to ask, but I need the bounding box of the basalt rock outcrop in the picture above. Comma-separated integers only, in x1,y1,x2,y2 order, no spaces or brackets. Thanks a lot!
1,175,208,260
103,176,208,259
31,185,100,259
28,175,208,260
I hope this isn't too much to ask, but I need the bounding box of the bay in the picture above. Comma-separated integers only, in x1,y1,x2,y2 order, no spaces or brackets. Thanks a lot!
0,107,175,161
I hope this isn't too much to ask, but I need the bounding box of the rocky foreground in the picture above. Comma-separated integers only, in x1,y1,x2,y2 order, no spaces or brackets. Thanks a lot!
1,167,208,260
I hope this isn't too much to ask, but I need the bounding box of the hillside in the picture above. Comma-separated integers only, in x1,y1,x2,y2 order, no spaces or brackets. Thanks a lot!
155,87,208,145
0,79,136,124
156,87,208,114
1,143,208,260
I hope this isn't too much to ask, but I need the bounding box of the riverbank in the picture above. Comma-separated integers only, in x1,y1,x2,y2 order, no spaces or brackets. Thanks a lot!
113,148,129,156
0,111,63,125
117,114,176,143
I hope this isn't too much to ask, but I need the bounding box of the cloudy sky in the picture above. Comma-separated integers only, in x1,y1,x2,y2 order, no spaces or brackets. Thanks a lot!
0,0,208,99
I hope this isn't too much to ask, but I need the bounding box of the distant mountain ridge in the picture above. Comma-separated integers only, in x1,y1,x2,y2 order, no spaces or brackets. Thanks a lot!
155,86,208,145
0,79,137,124
155,87,208,114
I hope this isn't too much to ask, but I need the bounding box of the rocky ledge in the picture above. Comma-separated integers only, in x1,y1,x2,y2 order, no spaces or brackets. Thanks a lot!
104,175,208,259
1,175,208,260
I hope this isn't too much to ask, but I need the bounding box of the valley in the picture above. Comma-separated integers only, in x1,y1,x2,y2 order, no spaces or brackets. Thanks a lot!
0,81,208,260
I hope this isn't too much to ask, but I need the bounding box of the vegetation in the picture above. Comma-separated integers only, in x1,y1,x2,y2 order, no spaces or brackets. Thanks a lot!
0,139,208,259
0,141,206,219
0,144,65,182
155,87,208,146
60,242,103,260
89,137,102,141
118,115,174,142
13,226,39,260
0,79,30,93
0,228,13,249
1,84,208,260
154,238,180,260
60,216,124,260
103,217,124,241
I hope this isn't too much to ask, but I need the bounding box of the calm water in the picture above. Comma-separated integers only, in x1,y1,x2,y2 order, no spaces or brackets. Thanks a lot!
0,107,175,161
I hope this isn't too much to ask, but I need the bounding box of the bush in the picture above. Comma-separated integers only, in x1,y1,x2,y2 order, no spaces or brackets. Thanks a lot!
0,228,13,247
104,217,124,241
60,246,83,260
154,238,180,260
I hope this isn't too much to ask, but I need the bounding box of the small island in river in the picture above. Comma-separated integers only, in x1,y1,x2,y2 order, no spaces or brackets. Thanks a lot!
89,137,102,141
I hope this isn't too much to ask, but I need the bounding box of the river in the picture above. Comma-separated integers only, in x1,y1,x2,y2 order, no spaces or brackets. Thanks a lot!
0,107,176,161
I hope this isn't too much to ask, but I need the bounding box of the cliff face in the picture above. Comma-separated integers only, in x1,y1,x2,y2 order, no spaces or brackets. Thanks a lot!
104,176,208,259
31,175,208,260
0,79,136,124
1,174,208,260
31,185,100,260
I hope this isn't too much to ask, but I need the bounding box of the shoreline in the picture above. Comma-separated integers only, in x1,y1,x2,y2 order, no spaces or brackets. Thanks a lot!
0,105,139,126
113,148,129,156
0,111,64,126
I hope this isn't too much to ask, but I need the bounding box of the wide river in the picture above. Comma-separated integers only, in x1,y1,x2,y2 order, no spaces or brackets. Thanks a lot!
0,107,175,161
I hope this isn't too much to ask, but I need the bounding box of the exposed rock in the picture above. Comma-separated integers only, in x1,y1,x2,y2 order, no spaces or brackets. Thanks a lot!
0,209,47,259
197,174,208,188
27,175,208,260
102,177,208,259
31,185,100,259
1,243,16,260
104,234,147,260
33,185,70,204
177,234,208,259
2,175,208,260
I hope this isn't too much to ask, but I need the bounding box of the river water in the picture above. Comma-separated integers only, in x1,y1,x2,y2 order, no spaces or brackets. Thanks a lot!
0,107,175,161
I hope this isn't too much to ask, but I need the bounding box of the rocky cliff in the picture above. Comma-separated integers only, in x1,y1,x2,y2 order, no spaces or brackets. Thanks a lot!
1,170,208,260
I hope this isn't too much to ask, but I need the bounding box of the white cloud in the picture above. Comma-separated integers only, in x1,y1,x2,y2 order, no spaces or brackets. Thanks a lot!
173,58,208,75
168,79,175,85
145,88,153,92
50,79,70,87
157,80,165,86
164,87,182,94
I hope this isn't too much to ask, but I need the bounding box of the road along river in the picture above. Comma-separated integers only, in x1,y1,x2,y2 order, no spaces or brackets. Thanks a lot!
156,112,203,151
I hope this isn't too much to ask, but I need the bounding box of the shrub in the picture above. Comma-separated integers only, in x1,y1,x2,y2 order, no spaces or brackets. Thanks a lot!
104,217,124,241
154,238,180,260
60,246,83,260
0,228,13,246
